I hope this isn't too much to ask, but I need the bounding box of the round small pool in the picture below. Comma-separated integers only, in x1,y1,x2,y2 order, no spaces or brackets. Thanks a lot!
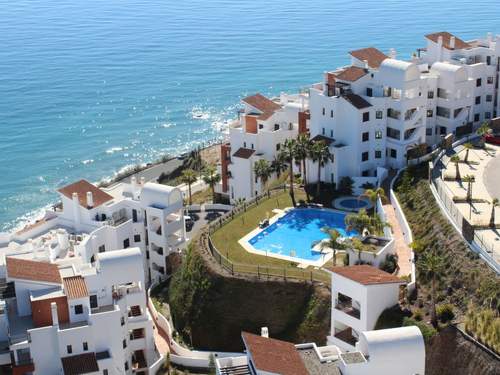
333,196,373,212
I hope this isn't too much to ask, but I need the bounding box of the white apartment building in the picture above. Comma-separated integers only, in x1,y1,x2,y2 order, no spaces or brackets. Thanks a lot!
1,177,186,286
325,265,405,352
221,32,500,198
0,247,159,375
218,92,309,201
216,327,425,375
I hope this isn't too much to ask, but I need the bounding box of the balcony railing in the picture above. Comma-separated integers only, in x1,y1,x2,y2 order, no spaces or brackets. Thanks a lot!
335,301,360,319
334,327,357,346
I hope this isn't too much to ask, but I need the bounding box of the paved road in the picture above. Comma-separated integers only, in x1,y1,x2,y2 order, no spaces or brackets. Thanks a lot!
115,157,184,185
483,151,500,200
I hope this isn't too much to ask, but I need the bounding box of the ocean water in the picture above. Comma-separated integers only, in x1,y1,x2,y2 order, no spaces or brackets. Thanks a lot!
1,0,500,231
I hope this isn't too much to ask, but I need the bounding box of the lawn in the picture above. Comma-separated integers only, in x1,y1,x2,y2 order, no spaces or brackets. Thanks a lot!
210,189,337,282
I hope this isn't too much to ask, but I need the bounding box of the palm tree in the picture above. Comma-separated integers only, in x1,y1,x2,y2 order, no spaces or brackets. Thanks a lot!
295,133,311,187
183,147,205,177
253,159,272,194
278,139,297,206
345,209,372,236
477,121,491,148
310,141,334,197
463,142,473,164
202,165,221,203
490,198,499,228
450,155,461,181
180,169,197,206
418,251,445,327
462,175,475,203
362,187,387,216
271,153,287,179
313,228,345,266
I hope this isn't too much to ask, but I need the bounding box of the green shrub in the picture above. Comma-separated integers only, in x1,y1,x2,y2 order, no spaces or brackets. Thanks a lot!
412,309,423,321
436,303,455,323
379,254,398,274
402,317,437,342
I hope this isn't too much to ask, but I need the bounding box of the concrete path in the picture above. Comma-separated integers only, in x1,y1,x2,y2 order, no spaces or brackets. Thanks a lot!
383,203,412,277
153,319,171,355
483,149,500,201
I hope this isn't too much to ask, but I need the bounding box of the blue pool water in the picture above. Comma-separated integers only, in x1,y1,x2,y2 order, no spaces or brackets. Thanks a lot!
248,208,357,262
2,0,500,230
341,199,369,209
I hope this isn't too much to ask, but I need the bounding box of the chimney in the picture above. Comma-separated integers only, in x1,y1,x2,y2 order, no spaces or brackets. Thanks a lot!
487,32,493,43
450,36,456,49
261,327,269,338
86,191,94,208
438,36,443,47
389,48,397,59
131,176,137,186
72,192,81,224
363,59,369,69
140,177,146,185
51,302,59,327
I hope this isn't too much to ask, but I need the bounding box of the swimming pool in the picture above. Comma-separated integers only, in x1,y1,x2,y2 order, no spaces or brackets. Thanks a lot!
333,196,372,212
244,208,357,264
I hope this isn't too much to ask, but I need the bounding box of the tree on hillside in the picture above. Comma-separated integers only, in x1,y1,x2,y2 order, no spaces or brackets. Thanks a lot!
181,169,197,206
278,139,297,206
271,153,287,179
202,165,221,203
450,155,461,181
253,159,272,194
310,140,334,197
183,147,205,177
418,251,445,327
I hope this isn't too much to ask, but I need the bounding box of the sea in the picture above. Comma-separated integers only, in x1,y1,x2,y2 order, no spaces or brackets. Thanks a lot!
1,0,500,231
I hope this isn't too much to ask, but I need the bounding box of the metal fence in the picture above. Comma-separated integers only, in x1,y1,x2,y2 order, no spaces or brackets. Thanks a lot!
432,177,464,232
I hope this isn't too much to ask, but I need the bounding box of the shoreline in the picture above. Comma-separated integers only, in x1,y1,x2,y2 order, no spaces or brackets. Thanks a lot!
1,136,225,234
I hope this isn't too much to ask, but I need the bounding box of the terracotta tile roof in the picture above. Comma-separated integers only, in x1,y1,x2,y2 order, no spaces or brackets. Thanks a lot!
342,93,372,110
232,147,256,159
63,276,89,300
58,180,113,209
311,134,335,146
242,332,308,375
61,353,99,375
349,47,388,68
6,257,61,284
335,66,368,82
425,32,471,50
329,265,404,285
242,93,281,121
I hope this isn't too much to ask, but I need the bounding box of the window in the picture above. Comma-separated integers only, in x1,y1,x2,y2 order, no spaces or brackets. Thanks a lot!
436,106,450,118
74,305,83,315
476,78,482,87
83,342,88,351
322,107,325,116
322,127,325,135
362,112,370,122
427,110,433,118
258,123,264,129
362,170,370,177
485,112,491,119
124,361,129,371
103,371,108,375
426,128,433,136
437,88,447,99
475,96,481,105
387,127,401,140
474,113,480,122
375,130,383,139
361,152,369,162
375,110,383,119
486,94,493,102
243,141,246,148
146,250,149,260
276,143,280,151
134,234,141,243
67,345,72,354
98,245,105,253
90,295,98,309
390,148,397,158
387,108,400,119
274,123,279,131
123,238,130,249
487,56,491,65
121,316,125,326
362,132,369,142
251,143,254,149
427,91,434,99
123,339,127,349
375,150,382,159
440,126,447,135
132,209,138,223
330,110,333,118
487,76,494,84
366,88,373,97
330,130,333,137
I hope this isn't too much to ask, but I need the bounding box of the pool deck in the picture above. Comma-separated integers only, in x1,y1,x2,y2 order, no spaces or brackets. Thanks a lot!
238,207,334,267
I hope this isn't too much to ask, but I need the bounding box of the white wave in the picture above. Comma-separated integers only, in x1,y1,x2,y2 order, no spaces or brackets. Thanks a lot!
82,159,94,165
106,147,123,154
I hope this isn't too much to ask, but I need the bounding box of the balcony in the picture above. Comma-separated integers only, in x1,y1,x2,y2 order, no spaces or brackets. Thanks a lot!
334,327,357,346
335,301,360,319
